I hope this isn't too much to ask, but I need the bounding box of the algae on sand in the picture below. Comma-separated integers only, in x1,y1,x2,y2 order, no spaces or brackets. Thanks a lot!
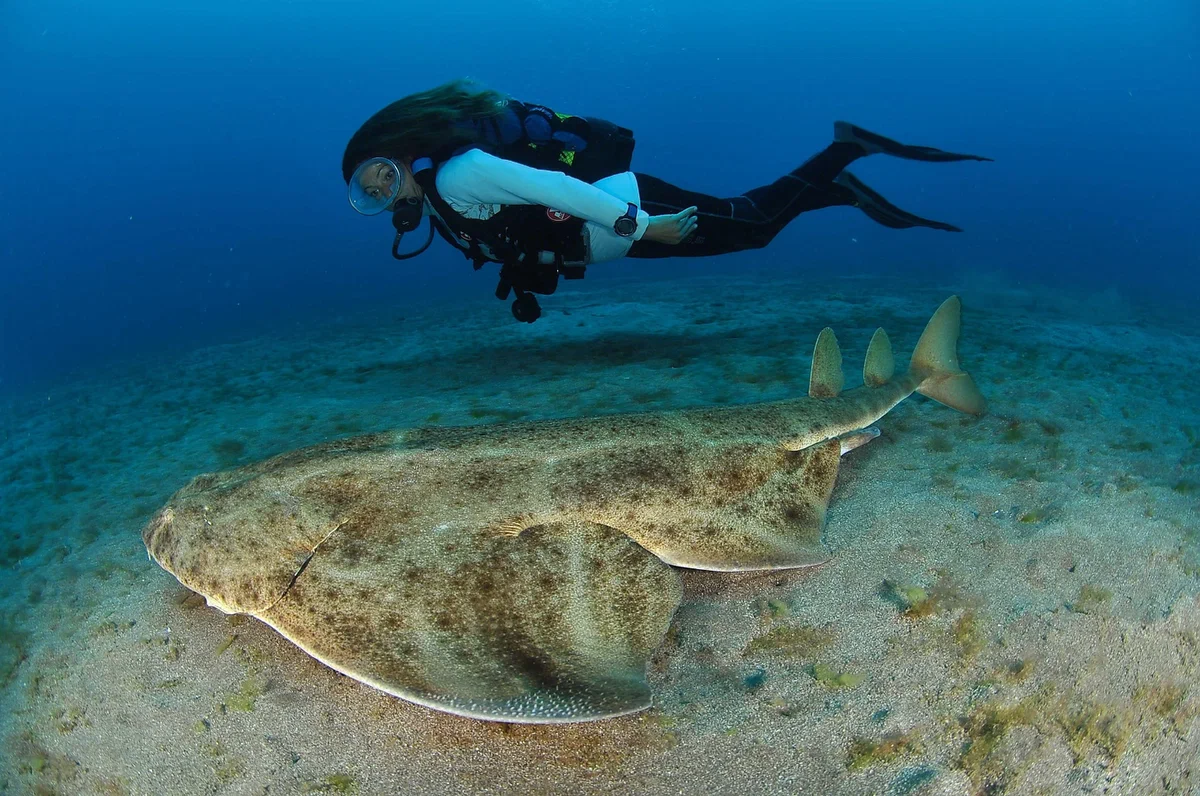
744,624,835,659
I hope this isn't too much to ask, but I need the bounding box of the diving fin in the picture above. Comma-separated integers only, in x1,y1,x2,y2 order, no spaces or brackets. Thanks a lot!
834,121,993,163
835,171,962,233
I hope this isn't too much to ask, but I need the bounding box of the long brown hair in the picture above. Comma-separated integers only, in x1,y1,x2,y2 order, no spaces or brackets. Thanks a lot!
341,79,509,182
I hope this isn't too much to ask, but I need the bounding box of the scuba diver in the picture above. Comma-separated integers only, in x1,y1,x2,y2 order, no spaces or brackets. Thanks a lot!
343,80,991,323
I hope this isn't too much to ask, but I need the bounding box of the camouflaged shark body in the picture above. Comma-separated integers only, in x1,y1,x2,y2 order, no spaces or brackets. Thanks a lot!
143,296,985,723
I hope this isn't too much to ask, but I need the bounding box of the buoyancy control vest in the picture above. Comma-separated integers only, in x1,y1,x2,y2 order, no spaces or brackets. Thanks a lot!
407,100,636,322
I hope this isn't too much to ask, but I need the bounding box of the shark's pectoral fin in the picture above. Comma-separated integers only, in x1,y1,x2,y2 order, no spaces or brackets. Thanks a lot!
257,518,681,724
631,439,842,572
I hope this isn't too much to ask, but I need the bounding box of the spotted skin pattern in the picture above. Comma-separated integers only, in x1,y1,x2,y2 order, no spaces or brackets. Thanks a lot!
143,297,984,723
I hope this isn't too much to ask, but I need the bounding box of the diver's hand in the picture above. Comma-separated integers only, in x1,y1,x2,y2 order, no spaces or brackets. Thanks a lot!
642,206,698,244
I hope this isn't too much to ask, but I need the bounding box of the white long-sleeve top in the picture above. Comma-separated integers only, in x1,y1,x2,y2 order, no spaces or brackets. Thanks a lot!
431,148,648,264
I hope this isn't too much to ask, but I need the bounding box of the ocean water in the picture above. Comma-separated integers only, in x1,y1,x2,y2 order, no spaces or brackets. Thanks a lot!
2,1,1199,794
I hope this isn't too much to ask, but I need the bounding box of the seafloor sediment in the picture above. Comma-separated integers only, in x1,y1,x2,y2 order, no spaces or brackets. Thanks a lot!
1,270,1197,795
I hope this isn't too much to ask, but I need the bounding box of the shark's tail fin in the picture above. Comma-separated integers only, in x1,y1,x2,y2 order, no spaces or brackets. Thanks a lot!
909,296,987,416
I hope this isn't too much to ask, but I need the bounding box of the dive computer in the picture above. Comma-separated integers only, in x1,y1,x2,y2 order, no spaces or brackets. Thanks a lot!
614,203,638,237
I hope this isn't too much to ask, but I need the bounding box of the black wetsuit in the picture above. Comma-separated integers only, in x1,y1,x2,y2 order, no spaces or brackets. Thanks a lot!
627,126,990,258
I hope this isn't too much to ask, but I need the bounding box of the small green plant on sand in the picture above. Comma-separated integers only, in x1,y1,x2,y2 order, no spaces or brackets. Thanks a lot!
744,625,834,659
325,776,358,794
751,597,791,620
1055,701,1132,764
952,610,986,662
957,697,1042,787
214,634,238,656
1132,680,1196,735
214,758,246,785
1017,501,1061,524
223,676,266,712
846,731,923,771
956,689,1136,789
811,663,865,689
880,570,966,619
302,774,359,794
1070,584,1112,614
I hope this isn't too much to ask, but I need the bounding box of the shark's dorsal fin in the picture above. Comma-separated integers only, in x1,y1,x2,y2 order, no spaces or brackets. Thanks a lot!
863,328,895,387
809,327,844,398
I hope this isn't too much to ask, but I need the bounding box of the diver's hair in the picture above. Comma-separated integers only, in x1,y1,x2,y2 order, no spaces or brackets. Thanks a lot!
341,79,510,182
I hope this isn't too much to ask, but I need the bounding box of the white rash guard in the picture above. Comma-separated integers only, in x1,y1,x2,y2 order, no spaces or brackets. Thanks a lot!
430,148,648,265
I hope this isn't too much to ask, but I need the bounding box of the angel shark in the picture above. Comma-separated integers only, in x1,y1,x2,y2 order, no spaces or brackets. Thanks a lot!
143,296,985,724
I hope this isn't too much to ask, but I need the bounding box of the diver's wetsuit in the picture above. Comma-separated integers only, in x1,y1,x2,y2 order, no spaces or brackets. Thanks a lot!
628,125,991,259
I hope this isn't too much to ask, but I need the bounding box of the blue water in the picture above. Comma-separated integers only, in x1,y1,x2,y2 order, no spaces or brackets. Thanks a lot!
1,0,1197,391
4,4,1200,789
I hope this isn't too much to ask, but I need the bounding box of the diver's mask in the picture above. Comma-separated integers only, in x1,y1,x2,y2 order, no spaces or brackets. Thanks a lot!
348,156,434,260
348,156,406,216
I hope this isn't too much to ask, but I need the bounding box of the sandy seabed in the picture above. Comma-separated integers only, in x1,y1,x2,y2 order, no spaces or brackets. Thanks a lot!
2,268,1198,795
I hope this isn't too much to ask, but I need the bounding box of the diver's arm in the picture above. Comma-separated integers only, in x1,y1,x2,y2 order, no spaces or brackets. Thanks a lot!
436,149,650,240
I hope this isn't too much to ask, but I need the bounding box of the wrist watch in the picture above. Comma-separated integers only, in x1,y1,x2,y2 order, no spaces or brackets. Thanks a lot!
613,203,638,237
